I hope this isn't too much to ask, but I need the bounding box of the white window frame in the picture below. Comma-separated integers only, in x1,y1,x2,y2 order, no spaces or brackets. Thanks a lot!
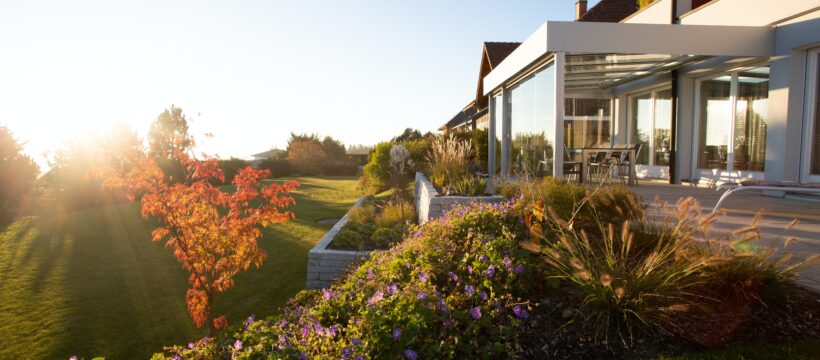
627,86,672,179
691,64,769,183
801,48,820,183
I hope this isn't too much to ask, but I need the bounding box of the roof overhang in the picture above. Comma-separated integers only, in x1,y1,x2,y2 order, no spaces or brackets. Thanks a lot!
483,21,775,95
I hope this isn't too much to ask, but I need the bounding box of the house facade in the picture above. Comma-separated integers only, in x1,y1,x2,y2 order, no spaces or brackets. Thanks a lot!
480,0,820,186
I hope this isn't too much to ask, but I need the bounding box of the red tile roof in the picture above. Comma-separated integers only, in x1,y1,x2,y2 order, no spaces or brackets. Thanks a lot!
577,0,640,23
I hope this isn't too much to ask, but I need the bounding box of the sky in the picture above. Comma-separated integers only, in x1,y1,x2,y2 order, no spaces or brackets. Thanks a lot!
0,0,597,170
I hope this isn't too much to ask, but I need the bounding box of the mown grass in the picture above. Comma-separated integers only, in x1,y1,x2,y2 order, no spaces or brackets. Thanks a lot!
0,176,359,359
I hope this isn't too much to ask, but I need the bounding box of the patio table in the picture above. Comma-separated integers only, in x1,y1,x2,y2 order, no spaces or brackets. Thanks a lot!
571,147,637,186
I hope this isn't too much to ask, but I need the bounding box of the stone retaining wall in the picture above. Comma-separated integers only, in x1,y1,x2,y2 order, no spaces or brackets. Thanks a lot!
306,197,371,289
414,172,505,224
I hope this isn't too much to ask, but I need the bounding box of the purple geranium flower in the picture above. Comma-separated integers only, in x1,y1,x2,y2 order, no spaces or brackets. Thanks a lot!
367,290,385,305
467,265,473,274
392,327,402,340
465,284,475,296
367,268,375,280
416,292,428,301
404,349,418,360
69,357,78,360
515,264,526,274
342,347,351,358
351,337,362,345
513,305,530,319
188,342,195,349
480,292,488,302
448,271,459,282
439,299,449,313
355,356,364,360
387,283,398,295
245,314,255,328
298,352,307,360
233,339,243,350
479,255,488,263
418,271,428,283
504,256,513,268
323,289,335,300
485,265,495,278
470,306,482,320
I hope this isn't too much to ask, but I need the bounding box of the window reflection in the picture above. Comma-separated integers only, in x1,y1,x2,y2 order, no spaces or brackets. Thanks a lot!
654,89,672,166
698,77,732,170
734,67,769,171
509,64,555,176
631,93,652,165
564,98,611,150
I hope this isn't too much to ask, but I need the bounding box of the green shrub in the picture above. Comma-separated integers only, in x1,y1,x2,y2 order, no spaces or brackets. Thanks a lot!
451,176,486,196
332,221,376,250
324,160,358,176
255,158,290,178
361,142,393,194
370,225,403,248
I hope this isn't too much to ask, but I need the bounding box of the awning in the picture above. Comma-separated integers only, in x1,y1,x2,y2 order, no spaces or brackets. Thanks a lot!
483,21,774,94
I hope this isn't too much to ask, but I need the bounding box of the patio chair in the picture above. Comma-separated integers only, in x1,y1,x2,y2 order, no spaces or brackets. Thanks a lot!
712,180,820,213
586,151,610,184
614,143,641,186
563,145,582,182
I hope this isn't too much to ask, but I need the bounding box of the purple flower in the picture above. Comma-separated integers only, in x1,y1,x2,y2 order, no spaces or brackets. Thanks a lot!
245,314,256,328
465,284,475,296
416,292,428,301
351,337,362,345
355,356,364,360
69,357,78,360
234,339,243,350
172,356,181,360
330,324,340,337
479,255,488,263
448,271,459,282
279,319,288,328
323,289,335,300
298,352,307,360
301,323,311,338
485,265,495,278
392,327,402,340
387,283,398,295
439,299,449,313
480,292,488,302
513,305,530,319
188,342,195,349
514,264,526,274
504,256,513,268
467,265,473,274
418,271,428,283
342,347,352,358
367,290,385,305
367,268,375,280
470,306,482,320
404,349,418,360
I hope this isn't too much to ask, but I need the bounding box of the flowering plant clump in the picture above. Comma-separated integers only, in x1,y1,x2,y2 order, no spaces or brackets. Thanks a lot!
155,199,537,359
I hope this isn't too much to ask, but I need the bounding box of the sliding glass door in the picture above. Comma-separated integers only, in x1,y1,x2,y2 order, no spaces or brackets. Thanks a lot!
803,49,820,182
628,88,671,178
697,66,769,180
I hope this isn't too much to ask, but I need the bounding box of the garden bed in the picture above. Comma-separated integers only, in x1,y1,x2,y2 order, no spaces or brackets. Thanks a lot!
306,197,372,289
414,171,503,224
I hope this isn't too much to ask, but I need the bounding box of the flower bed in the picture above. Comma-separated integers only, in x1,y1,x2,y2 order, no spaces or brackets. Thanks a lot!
159,180,820,359
328,196,415,251
414,172,503,224
305,197,372,290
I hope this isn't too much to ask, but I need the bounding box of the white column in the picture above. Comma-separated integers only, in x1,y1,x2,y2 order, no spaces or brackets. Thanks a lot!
553,52,566,178
487,94,496,185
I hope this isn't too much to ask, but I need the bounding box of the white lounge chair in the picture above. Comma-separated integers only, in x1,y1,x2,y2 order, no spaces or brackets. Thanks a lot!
712,180,820,213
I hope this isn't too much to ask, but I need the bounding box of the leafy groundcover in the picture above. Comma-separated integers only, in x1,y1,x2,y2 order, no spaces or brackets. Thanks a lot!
154,191,820,359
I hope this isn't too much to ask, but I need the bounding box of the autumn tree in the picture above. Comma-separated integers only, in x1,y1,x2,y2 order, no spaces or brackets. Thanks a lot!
99,138,298,332
0,126,39,221
148,105,193,159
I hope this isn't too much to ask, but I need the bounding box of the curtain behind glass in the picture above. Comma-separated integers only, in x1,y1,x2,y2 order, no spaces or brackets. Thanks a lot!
734,67,769,171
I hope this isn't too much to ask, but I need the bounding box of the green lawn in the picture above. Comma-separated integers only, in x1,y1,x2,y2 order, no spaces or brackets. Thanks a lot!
0,176,360,359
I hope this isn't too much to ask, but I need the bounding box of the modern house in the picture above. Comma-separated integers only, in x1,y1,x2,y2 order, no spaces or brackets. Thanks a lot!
473,0,820,186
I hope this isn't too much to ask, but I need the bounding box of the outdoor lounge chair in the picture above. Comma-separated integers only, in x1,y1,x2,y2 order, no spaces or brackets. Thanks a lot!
712,180,820,213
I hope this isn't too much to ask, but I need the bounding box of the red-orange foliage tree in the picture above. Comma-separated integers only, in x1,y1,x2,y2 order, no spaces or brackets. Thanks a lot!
99,144,299,332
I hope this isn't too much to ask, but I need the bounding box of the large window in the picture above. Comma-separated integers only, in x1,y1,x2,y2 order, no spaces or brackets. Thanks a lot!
630,93,653,165
493,94,503,173
807,49,820,179
564,98,611,149
509,64,555,176
698,66,769,172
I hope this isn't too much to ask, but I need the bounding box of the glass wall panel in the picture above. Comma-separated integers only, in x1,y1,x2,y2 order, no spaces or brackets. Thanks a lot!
734,67,769,171
630,93,652,165
653,89,672,166
698,76,732,169
564,98,611,149
813,54,820,175
493,94,503,173
509,64,555,176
